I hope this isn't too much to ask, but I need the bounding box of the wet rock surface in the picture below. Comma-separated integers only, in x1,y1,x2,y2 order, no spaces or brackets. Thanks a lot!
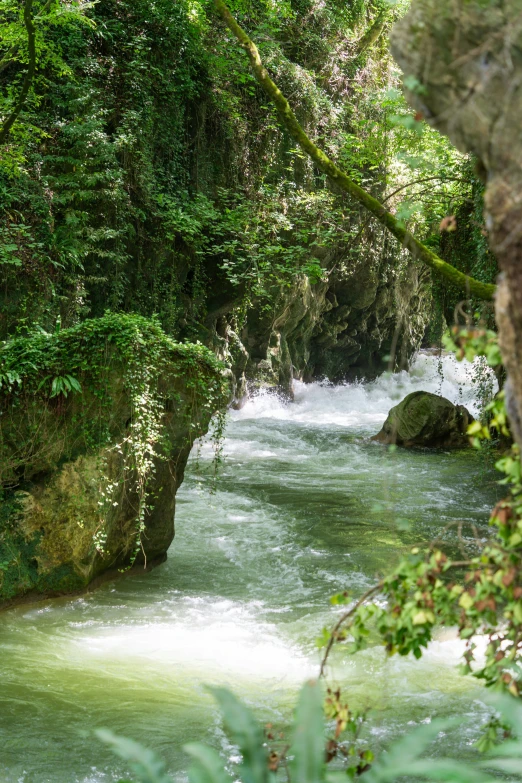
373,391,473,448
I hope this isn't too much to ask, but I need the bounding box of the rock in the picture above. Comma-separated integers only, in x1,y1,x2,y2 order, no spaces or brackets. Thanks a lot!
372,391,474,448
0,314,230,607
227,258,432,397
390,0,522,448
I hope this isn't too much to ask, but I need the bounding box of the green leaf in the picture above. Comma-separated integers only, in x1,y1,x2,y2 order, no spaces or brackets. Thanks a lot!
402,75,428,96
316,627,331,648
481,757,522,774
185,743,235,783
290,681,325,783
96,729,173,783
363,719,457,783
330,592,351,605
405,759,490,783
209,688,267,783
36,375,51,391
65,374,82,392
486,694,522,744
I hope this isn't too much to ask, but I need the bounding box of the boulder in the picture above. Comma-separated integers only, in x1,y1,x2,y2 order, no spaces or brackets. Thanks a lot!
0,314,230,607
372,391,473,448
390,0,522,449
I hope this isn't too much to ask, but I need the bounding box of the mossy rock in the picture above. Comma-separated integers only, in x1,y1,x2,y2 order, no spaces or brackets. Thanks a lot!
0,313,230,607
372,391,474,448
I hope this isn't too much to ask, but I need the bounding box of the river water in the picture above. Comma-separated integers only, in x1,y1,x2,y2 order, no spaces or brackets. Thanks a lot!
0,354,500,782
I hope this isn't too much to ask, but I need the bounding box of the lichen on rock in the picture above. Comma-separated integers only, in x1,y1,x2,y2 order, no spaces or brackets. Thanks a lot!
0,313,230,606
373,391,474,448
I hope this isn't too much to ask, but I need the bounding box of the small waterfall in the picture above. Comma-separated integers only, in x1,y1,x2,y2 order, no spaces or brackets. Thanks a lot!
231,352,496,430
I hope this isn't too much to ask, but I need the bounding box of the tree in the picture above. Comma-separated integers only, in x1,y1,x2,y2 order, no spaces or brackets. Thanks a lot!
213,0,496,302
0,0,92,147
0,0,36,145
390,0,522,451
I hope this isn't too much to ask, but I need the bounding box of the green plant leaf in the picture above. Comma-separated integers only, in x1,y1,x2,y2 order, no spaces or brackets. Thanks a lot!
209,687,267,783
95,729,173,783
65,374,82,392
36,375,51,391
405,759,491,783
363,719,457,783
481,757,522,774
290,681,325,783
185,743,235,783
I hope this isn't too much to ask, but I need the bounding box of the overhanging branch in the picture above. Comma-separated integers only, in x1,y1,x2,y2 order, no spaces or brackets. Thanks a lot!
354,9,389,58
213,0,496,301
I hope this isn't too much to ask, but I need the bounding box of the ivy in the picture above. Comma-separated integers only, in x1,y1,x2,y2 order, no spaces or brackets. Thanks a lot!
0,312,230,573
0,0,493,348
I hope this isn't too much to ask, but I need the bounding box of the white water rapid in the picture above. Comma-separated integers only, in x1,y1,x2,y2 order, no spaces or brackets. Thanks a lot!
0,353,500,782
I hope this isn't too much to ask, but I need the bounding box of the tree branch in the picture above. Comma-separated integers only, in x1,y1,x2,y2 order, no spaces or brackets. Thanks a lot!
213,0,496,301
354,9,389,58
318,582,383,678
0,0,53,75
382,176,467,205
0,0,36,143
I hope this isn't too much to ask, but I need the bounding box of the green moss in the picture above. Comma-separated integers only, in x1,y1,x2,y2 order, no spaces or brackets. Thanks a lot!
373,390,474,448
0,493,41,599
0,313,230,605
0,311,227,477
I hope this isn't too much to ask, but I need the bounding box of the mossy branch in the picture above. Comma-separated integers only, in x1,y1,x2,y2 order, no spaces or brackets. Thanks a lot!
0,0,36,144
354,9,389,58
213,0,496,302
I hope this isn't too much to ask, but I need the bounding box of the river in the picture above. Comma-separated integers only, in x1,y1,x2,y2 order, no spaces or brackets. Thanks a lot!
0,353,500,782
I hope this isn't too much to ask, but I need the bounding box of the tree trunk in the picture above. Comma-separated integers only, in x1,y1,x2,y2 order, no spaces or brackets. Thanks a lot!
391,0,522,445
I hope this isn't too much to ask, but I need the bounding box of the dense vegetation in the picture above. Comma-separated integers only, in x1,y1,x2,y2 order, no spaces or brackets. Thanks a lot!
0,0,496,353
3,0,522,782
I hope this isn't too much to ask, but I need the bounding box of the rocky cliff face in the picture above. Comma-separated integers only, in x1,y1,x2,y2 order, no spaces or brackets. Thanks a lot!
390,0,521,447
0,314,229,607
218,256,430,402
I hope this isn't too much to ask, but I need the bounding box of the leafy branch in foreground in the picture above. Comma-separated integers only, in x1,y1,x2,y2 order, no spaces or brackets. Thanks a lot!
212,0,496,302
0,0,52,74
0,0,94,148
319,328,522,699
97,683,522,783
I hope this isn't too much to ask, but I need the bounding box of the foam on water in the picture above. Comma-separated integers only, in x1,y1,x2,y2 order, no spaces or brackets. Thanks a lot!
76,598,313,685
0,351,500,782
231,352,495,428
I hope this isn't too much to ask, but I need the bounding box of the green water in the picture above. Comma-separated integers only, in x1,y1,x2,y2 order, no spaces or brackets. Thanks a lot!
0,354,500,781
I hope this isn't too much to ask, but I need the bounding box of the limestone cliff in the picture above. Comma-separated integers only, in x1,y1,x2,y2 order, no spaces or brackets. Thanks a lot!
0,314,229,606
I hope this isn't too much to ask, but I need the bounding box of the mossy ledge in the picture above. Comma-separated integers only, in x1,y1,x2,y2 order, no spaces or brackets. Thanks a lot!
0,313,230,607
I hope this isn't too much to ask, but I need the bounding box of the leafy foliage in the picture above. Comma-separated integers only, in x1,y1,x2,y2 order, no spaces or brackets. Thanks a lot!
0,0,493,349
319,327,522,704
97,683,522,783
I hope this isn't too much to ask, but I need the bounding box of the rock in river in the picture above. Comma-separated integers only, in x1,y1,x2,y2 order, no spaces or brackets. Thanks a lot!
373,391,473,448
